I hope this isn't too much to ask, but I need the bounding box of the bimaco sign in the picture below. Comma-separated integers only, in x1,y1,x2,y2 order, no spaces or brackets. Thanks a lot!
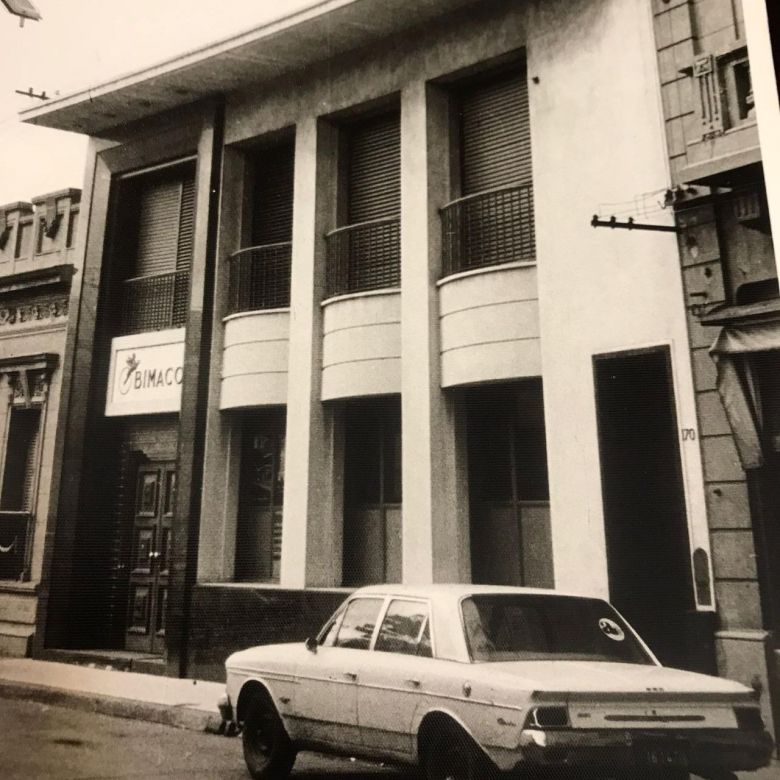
105,328,186,416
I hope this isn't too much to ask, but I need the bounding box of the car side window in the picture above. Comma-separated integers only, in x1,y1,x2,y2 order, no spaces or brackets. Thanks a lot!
334,598,384,650
319,607,345,647
374,599,432,656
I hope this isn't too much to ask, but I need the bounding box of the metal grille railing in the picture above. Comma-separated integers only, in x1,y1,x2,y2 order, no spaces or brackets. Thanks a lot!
119,269,190,334
226,243,292,315
441,184,535,277
0,511,32,581
325,217,400,298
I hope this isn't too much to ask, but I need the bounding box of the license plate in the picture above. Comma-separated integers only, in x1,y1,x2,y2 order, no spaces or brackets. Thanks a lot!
636,741,689,768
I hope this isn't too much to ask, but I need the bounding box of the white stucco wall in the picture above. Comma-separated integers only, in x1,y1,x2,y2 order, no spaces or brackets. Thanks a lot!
529,0,711,602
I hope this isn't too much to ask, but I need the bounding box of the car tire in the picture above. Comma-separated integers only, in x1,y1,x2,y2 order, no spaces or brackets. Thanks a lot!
422,721,498,780
241,691,296,780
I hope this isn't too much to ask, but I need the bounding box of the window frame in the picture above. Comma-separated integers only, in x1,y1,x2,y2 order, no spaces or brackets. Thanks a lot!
374,597,435,658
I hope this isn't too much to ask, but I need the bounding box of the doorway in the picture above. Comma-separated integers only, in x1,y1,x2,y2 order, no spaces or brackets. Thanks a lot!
125,462,176,653
594,347,694,668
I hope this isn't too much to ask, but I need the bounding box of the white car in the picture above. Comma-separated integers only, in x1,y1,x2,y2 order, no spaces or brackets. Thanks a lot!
222,585,773,779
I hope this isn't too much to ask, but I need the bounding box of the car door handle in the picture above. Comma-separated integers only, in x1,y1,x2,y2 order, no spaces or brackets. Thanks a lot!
405,678,421,688
344,672,357,681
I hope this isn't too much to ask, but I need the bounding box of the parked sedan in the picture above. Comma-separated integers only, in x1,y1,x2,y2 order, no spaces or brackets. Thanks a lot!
222,584,773,779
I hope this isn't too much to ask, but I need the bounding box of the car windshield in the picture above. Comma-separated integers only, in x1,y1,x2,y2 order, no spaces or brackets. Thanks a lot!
461,594,654,665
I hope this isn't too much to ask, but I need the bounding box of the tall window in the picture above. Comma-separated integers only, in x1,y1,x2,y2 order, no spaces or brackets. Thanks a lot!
235,409,286,582
113,162,196,334
1,407,41,512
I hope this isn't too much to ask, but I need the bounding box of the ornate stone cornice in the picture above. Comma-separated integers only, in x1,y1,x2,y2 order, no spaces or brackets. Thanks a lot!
0,297,69,329
0,353,58,408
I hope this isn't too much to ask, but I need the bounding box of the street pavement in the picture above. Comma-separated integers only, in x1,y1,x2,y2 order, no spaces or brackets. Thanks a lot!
0,699,414,780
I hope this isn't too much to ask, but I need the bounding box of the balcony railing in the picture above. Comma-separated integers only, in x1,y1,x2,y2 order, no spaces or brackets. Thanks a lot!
0,511,32,581
226,242,292,316
441,184,535,277
325,217,400,298
118,269,189,335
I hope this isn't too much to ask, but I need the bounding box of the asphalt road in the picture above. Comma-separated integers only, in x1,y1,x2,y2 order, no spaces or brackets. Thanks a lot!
0,698,418,780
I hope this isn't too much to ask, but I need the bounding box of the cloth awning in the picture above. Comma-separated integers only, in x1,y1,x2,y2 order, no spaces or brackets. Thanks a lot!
710,321,780,469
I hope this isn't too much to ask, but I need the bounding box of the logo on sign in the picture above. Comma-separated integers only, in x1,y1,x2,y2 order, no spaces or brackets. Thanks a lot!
598,618,625,642
118,352,183,396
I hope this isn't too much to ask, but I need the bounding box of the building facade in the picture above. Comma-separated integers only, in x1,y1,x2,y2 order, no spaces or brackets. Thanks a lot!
15,0,773,736
0,189,80,655
650,0,780,742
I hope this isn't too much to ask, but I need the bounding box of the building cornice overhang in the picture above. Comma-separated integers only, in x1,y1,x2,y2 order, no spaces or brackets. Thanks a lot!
700,297,780,327
20,0,478,137
0,265,74,299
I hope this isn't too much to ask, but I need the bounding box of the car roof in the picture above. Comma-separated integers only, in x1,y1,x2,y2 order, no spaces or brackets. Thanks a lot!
350,583,603,601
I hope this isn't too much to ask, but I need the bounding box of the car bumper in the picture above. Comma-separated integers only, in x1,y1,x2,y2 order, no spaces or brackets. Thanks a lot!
517,727,774,773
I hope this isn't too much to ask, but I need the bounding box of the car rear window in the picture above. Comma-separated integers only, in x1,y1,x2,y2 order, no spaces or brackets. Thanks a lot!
461,594,653,665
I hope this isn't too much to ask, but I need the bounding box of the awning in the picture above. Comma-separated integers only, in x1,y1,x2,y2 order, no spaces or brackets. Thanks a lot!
710,320,780,469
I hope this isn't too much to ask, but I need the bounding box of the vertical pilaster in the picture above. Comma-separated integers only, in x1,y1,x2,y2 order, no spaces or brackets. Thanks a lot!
400,81,470,584
280,117,342,588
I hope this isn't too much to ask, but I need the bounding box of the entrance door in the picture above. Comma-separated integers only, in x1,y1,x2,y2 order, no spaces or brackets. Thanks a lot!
594,348,694,669
125,462,176,653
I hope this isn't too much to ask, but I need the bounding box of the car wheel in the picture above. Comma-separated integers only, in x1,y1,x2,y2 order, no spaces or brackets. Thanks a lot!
241,691,295,780
423,722,497,780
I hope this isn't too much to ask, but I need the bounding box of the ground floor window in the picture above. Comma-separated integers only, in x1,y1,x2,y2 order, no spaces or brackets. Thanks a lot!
466,379,552,587
0,405,41,581
235,408,286,582
342,395,402,586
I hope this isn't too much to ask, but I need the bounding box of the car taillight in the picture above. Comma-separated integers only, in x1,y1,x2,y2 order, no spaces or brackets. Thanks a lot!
734,706,765,731
525,706,570,729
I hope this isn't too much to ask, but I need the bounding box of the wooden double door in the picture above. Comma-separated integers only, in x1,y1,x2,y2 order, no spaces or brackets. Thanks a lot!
126,462,176,653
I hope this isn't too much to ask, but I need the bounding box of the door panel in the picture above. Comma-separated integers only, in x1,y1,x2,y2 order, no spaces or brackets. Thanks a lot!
125,462,175,653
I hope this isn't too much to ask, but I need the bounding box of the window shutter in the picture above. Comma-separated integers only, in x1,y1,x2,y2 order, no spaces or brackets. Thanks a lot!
176,176,196,272
252,143,295,246
460,70,531,195
1,407,41,512
134,180,182,277
347,112,401,224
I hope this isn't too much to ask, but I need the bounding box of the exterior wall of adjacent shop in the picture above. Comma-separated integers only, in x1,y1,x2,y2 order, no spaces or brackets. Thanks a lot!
186,0,714,680
0,189,80,656
651,0,780,740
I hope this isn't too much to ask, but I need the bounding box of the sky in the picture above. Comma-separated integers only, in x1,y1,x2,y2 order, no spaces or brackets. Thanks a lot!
0,0,316,205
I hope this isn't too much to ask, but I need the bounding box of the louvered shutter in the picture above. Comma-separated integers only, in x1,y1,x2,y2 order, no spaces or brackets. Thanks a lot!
347,112,401,224
0,407,41,512
20,413,40,512
252,143,295,245
176,176,196,271
134,180,181,277
460,70,531,195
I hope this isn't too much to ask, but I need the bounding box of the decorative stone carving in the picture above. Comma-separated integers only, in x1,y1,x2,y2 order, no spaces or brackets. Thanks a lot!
0,354,58,408
0,296,69,329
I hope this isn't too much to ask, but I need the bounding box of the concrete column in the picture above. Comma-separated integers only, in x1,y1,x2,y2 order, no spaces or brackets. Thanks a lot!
400,81,470,584
197,147,246,582
280,117,343,588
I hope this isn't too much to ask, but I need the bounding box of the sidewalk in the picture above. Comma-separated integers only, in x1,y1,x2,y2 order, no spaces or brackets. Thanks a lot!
0,657,224,733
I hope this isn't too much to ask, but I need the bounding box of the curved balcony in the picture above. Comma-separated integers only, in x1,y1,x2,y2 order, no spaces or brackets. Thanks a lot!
441,184,535,277
119,269,189,335
226,242,291,315
438,262,540,388
325,217,400,298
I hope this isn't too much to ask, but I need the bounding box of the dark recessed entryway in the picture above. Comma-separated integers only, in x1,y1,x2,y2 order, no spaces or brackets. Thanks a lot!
594,347,696,670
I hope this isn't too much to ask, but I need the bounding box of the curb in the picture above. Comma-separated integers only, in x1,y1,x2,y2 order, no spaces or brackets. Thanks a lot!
0,679,224,733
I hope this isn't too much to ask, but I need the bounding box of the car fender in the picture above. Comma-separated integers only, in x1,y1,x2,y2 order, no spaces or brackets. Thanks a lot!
411,704,493,764
235,674,298,735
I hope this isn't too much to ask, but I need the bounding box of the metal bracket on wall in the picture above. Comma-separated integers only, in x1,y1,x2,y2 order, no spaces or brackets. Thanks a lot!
591,215,680,233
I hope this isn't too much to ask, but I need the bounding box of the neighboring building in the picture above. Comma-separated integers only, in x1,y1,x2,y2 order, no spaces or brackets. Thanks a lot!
650,0,779,741
0,189,80,655
16,0,753,720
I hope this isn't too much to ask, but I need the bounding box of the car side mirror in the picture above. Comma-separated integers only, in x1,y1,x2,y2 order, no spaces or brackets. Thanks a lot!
305,636,318,653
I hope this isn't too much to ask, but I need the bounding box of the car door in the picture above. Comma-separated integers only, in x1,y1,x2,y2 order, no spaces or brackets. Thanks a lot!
294,596,384,749
357,598,434,756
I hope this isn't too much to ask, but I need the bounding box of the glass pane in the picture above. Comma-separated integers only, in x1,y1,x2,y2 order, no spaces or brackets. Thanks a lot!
461,594,653,665
138,473,158,514
164,471,177,515
156,588,167,634
134,528,154,570
159,528,171,573
375,600,429,655
129,586,150,633
334,597,383,650
418,620,432,658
